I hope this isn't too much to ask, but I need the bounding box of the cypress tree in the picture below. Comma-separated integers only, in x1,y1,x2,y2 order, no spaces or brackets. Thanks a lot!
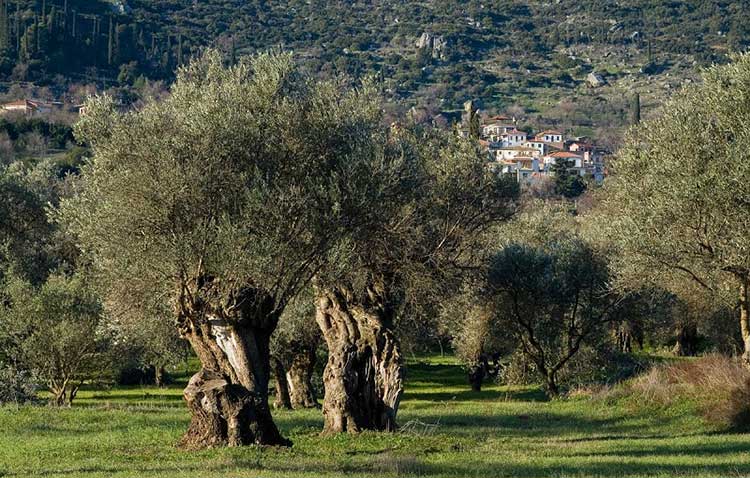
0,0,7,51
177,32,182,65
35,14,40,53
107,16,113,65
14,0,19,52
631,92,641,125
47,6,56,34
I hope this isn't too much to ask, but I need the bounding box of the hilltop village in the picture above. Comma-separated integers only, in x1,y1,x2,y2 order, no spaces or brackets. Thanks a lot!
457,102,606,187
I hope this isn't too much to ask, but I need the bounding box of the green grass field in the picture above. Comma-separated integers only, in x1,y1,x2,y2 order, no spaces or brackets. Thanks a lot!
2,356,749,478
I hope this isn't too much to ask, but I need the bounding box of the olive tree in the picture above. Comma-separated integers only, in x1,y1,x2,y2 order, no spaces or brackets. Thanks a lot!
0,273,105,406
314,130,518,433
60,51,396,447
603,53,750,365
484,238,619,396
451,301,507,391
271,291,320,410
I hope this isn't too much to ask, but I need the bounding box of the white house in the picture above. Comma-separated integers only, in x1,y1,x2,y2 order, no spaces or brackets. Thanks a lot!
535,130,564,145
501,129,527,147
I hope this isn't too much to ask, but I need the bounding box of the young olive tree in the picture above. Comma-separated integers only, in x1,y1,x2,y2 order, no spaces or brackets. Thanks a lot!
60,50,394,448
0,273,105,406
603,53,750,366
314,130,518,433
485,238,619,396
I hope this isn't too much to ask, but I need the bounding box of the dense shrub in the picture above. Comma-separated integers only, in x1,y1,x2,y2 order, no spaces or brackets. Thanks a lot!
619,355,750,430
499,345,646,392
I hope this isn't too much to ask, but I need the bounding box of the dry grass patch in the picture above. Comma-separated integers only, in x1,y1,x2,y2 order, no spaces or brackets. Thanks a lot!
621,355,750,430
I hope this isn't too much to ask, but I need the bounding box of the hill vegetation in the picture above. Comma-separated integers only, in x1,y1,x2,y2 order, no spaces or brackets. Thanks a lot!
0,0,748,129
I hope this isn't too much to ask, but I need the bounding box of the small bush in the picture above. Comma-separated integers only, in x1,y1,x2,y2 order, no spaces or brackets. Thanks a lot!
622,355,750,430
499,346,647,392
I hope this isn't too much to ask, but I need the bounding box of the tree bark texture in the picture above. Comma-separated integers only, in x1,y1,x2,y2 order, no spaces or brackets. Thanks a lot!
673,323,699,357
176,280,290,448
315,285,403,434
468,363,485,392
286,344,318,409
272,357,292,410
740,279,750,368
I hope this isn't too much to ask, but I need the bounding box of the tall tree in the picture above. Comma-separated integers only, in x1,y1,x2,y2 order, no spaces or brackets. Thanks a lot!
603,53,750,366
59,50,403,448
107,16,113,66
314,130,518,433
630,92,641,125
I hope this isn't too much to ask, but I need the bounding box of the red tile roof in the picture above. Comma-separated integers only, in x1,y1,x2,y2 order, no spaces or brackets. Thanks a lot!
549,151,582,159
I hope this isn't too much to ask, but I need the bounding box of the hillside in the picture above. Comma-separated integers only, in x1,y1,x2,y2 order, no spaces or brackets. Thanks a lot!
0,0,748,130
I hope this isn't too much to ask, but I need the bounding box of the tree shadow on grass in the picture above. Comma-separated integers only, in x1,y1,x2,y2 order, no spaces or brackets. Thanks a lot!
403,387,548,403
19,446,750,478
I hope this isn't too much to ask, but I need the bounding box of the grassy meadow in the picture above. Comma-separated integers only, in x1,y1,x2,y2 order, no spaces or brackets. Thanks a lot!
1,356,750,478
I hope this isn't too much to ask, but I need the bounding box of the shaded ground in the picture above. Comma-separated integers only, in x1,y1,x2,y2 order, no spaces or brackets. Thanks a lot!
1,357,749,478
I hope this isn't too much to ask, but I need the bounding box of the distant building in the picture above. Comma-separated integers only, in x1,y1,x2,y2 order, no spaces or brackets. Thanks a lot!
534,130,564,145
1,99,57,117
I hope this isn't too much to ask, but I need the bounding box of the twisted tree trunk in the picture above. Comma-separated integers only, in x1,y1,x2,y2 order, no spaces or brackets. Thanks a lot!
272,357,292,410
740,279,750,368
673,323,698,357
315,285,403,433
468,362,486,392
286,344,318,409
176,281,290,449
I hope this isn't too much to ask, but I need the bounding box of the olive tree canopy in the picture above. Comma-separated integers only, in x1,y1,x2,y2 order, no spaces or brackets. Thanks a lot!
60,50,400,447
313,127,519,433
602,53,750,365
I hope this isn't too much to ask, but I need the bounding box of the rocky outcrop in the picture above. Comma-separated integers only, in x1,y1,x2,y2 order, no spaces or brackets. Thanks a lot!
416,32,448,60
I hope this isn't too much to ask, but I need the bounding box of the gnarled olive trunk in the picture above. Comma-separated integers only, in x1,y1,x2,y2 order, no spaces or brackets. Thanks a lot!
272,357,292,410
740,279,750,368
286,344,318,409
468,362,486,392
673,323,699,357
176,283,290,449
315,286,403,433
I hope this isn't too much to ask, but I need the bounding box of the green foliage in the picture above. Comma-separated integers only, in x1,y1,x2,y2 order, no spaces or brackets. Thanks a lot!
0,271,105,405
482,203,621,395
551,158,587,198
604,52,750,305
61,49,404,328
